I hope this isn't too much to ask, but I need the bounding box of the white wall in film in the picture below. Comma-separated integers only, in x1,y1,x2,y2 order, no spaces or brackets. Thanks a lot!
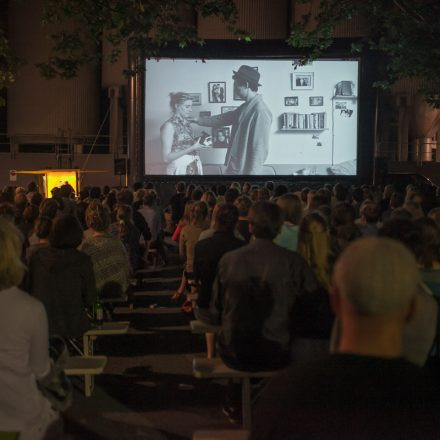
144,59,358,170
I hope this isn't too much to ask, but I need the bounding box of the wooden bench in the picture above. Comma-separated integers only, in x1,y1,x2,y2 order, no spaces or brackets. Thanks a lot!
64,355,107,397
193,358,279,429
190,320,220,334
193,430,249,440
83,321,130,356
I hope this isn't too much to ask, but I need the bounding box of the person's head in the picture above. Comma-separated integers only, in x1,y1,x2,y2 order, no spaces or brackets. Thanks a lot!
22,204,39,225
39,198,59,219
14,193,28,212
389,191,405,209
79,188,90,202
351,187,364,204
116,188,134,206
332,202,356,228
201,191,217,210
190,201,208,227
333,183,348,202
0,203,15,222
224,187,240,203
143,191,156,207
242,182,251,194
49,214,83,249
428,207,440,229
359,201,380,224
176,181,186,193
182,200,195,222
27,181,37,193
415,217,440,268
308,194,328,212
298,212,331,290
105,192,117,211
378,218,421,258
230,182,241,193
232,65,260,99
217,184,227,197
248,201,283,240
276,193,303,225
59,184,73,198
274,184,288,198
30,192,44,207
257,187,271,202
89,186,101,200
169,92,193,119
35,215,53,240
0,219,26,289
215,203,239,233
234,195,253,219
403,201,424,219
332,237,419,334
191,187,203,201
85,201,110,232
383,184,394,199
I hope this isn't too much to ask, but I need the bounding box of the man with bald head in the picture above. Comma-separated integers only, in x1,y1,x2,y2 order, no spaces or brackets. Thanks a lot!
251,237,440,440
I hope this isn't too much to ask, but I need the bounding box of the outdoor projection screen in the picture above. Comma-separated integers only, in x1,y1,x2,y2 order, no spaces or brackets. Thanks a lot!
144,58,359,176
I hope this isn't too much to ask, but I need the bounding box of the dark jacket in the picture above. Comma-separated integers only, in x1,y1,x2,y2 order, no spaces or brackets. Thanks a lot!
27,247,97,338
211,238,330,371
194,231,245,309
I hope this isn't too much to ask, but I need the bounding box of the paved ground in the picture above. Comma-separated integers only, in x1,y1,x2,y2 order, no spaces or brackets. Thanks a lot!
64,246,236,439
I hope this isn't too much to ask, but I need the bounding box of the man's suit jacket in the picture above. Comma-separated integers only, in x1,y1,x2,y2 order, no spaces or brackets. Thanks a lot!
199,94,272,175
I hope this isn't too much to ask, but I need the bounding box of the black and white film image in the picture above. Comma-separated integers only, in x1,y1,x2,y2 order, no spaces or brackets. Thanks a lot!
208,82,226,103
285,96,298,106
188,93,201,105
144,59,359,176
221,106,238,113
291,73,314,90
212,127,231,148
309,96,324,106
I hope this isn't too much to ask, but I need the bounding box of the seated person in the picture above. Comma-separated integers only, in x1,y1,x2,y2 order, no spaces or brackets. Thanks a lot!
27,214,97,338
210,201,327,372
234,195,253,243
0,219,62,439
193,204,245,358
274,193,302,251
80,201,131,299
252,237,440,440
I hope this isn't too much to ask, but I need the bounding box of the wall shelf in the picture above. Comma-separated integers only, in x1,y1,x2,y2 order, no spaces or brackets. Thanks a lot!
332,95,357,99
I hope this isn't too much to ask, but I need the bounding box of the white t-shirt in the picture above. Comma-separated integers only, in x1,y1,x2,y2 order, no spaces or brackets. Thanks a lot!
0,286,55,438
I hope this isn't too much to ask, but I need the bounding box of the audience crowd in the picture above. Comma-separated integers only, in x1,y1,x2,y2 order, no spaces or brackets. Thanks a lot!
1,177,440,438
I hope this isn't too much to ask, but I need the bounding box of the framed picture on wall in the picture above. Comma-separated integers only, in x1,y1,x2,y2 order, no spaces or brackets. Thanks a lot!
188,93,202,105
221,106,238,113
199,111,211,118
291,73,314,90
284,96,298,106
309,96,323,106
212,127,231,148
208,82,226,103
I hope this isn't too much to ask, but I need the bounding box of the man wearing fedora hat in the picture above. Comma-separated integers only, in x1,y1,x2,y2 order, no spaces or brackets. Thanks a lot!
197,65,272,175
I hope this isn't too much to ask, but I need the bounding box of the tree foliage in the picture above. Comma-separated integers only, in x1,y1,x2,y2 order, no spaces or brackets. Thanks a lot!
289,0,440,106
0,0,439,106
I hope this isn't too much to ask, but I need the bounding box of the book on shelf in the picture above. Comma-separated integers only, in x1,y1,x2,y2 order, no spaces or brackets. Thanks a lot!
281,112,326,130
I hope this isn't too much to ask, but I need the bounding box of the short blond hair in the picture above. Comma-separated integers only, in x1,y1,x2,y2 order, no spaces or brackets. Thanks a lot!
333,237,419,316
0,219,26,289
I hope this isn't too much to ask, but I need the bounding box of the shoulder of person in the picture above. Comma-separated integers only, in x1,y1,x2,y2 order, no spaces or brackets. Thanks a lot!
160,120,174,133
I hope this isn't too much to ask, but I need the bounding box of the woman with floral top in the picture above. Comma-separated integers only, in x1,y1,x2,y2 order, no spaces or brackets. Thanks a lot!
161,92,209,175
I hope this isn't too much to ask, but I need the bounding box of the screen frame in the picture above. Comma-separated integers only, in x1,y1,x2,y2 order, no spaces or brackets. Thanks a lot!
142,39,375,183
